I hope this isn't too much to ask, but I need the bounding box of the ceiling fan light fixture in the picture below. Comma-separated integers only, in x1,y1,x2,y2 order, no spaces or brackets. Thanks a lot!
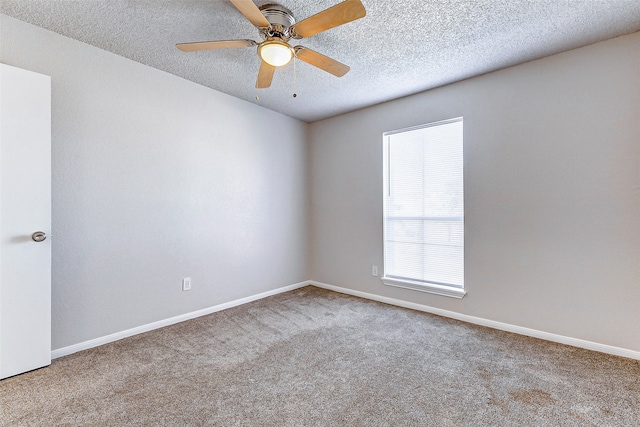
259,41,294,67
178,0,367,89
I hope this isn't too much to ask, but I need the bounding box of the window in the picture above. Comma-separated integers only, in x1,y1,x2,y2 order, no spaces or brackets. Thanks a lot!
382,117,465,298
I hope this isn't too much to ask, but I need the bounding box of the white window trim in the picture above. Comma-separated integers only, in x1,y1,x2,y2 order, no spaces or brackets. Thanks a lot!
382,117,465,299
381,276,466,299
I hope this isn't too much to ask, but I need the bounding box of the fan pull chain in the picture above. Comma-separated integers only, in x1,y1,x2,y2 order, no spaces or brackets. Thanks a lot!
255,56,261,101
292,56,297,98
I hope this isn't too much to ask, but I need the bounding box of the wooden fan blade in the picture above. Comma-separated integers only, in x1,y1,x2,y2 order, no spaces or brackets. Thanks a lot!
176,39,257,52
291,0,366,38
229,0,270,28
256,60,276,88
294,46,350,77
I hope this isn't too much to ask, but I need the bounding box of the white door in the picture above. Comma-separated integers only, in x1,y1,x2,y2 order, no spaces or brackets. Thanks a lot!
0,63,51,379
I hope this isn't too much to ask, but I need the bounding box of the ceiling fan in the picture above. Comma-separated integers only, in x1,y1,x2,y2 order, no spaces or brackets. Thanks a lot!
176,0,366,89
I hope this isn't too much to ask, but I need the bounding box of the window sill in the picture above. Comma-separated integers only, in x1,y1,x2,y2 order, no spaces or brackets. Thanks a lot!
381,277,466,299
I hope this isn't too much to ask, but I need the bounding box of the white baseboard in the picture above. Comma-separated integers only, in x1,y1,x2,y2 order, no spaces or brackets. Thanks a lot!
51,281,309,359
309,281,640,361
53,279,640,361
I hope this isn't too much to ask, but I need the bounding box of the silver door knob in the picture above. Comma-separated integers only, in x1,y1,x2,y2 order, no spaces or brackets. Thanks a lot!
31,231,46,242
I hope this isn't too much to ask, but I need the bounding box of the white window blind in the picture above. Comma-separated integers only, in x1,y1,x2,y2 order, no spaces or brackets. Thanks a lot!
383,117,464,297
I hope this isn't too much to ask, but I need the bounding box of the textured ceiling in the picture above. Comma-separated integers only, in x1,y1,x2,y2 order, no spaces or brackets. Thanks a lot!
2,0,640,122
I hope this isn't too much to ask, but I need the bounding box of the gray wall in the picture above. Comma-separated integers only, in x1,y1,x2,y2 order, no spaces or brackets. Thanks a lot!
309,32,640,352
2,14,638,354
1,16,309,350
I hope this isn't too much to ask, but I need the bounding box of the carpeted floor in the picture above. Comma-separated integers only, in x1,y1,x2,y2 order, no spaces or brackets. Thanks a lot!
1,286,639,426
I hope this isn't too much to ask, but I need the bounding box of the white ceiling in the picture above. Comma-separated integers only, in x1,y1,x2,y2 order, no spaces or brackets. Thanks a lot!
2,0,640,122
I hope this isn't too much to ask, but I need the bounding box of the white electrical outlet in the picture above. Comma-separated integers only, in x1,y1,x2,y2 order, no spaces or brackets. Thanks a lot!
372,265,378,277
182,277,192,291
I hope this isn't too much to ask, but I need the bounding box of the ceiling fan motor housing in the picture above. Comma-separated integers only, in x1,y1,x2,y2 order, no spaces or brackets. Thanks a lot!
259,4,296,39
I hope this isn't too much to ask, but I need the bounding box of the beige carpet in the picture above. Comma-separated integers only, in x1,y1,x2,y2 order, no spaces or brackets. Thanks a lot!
1,286,639,426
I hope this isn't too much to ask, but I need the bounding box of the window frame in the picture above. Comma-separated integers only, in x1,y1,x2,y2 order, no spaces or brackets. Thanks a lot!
381,117,466,299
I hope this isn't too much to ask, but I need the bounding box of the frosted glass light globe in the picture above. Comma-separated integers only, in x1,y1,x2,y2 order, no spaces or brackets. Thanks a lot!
259,41,294,67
